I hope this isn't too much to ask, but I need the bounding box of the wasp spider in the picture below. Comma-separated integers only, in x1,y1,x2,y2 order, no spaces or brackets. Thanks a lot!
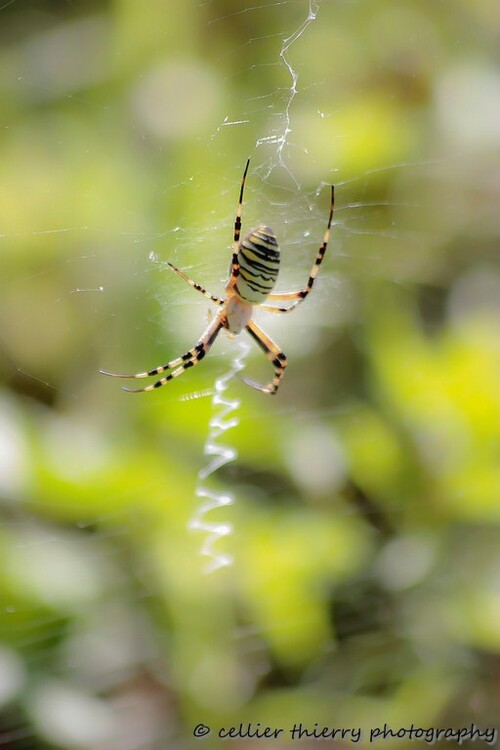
100,159,334,395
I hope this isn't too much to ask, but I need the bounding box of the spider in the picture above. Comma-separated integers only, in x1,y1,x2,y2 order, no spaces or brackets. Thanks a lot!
100,159,334,395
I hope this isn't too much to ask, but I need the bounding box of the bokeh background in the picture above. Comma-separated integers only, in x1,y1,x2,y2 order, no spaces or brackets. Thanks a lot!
0,1,499,748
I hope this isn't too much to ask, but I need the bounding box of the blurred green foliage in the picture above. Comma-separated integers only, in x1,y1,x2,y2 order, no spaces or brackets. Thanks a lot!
0,1,499,748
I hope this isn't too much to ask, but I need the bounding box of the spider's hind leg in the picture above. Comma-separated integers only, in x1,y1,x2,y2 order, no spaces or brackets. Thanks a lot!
243,319,287,395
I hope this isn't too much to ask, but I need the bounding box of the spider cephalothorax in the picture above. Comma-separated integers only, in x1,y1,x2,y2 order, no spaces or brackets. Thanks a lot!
101,159,334,395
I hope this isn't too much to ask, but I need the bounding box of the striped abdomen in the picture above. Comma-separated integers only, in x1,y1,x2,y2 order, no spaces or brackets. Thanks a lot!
235,225,280,304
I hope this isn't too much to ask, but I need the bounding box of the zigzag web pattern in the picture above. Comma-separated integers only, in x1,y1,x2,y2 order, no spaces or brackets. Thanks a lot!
189,339,250,573
189,0,321,572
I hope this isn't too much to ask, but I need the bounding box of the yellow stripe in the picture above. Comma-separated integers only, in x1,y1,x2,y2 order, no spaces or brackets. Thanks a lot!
249,235,279,251
240,246,279,266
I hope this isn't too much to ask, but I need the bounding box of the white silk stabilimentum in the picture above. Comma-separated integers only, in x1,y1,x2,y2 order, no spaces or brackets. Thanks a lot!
189,339,250,573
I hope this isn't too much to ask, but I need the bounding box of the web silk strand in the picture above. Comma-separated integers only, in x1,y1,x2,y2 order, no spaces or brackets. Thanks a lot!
189,339,250,573
256,0,320,184
277,0,320,166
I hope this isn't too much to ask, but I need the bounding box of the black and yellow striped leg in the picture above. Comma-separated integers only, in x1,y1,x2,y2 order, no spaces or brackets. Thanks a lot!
266,185,334,311
167,262,223,306
243,319,287,395
229,158,250,282
100,312,225,391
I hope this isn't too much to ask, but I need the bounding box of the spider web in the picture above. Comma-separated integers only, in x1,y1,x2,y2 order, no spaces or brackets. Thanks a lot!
1,1,499,748
190,0,322,573
0,4,344,747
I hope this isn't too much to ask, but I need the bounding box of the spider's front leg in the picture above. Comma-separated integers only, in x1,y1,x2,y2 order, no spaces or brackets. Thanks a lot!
228,158,250,284
100,311,225,392
243,319,287,395
167,263,223,306
264,184,335,313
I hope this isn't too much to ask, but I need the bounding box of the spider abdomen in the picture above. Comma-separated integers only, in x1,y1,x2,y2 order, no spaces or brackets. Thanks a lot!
235,225,280,304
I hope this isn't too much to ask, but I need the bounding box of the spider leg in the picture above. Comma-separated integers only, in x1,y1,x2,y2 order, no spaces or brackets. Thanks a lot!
167,262,223,306
243,319,287,395
119,312,226,392
100,311,225,384
228,158,250,284
266,185,334,310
